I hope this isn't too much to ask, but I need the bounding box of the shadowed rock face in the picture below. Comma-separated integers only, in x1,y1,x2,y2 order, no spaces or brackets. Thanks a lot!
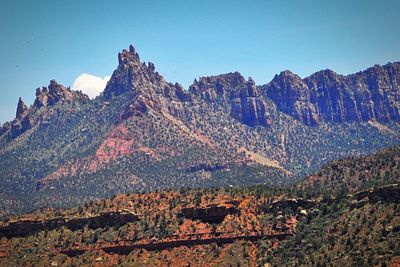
355,184,400,203
189,72,273,127
0,211,139,238
264,71,318,126
180,204,239,223
16,98,28,119
262,63,400,125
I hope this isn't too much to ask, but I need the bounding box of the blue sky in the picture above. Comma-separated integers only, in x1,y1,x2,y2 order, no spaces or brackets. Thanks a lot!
1,0,399,123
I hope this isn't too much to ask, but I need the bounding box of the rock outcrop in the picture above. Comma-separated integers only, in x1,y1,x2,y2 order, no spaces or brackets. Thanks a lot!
264,198,317,213
0,80,89,140
189,72,273,127
33,80,89,109
0,211,139,238
180,204,239,223
262,62,400,125
264,71,319,126
65,211,139,231
16,98,28,118
103,45,190,120
355,184,400,203
60,231,292,257
186,163,225,173
351,184,400,208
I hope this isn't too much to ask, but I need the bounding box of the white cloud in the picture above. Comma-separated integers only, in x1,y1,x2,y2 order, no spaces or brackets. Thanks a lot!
72,73,111,99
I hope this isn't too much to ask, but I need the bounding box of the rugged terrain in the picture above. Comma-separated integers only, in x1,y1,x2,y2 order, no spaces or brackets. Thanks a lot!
302,146,400,193
0,154,399,266
0,45,399,214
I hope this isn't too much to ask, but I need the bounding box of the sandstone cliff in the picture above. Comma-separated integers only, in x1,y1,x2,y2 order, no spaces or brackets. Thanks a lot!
262,62,400,125
189,72,273,126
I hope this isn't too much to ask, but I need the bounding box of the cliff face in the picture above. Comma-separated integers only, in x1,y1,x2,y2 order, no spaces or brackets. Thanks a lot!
264,70,319,126
33,80,89,108
189,72,273,127
102,45,190,121
262,63,400,125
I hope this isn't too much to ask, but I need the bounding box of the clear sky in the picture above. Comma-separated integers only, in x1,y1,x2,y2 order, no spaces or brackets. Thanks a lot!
1,0,399,123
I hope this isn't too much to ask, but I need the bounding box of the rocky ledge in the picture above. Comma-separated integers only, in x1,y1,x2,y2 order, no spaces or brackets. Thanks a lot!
351,184,400,208
179,203,239,223
0,211,139,238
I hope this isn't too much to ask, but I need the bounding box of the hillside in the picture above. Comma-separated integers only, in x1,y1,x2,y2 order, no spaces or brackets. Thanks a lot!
1,144,400,266
301,146,400,194
0,183,398,266
0,45,399,214
268,184,400,266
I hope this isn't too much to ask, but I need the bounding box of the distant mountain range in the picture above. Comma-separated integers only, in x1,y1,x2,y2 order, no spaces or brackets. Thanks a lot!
0,45,399,214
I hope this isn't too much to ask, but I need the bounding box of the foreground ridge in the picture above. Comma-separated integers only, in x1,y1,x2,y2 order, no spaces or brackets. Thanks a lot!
0,183,399,266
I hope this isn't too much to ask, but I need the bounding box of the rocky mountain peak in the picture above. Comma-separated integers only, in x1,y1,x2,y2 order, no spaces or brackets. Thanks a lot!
102,45,192,121
277,70,296,77
16,97,28,118
0,80,89,140
103,44,168,100
189,72,254,101
272,70,306,88
117,45,141,66
189,72,273,127
306,69,341,81
34,80,89,108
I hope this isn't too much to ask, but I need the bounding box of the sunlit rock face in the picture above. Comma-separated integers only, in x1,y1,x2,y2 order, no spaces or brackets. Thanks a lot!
189,72,273,127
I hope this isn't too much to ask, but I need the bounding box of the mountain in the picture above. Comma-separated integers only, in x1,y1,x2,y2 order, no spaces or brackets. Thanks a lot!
0,80,89,140
0,45,399,214
189,72,273,127
262,63,400,125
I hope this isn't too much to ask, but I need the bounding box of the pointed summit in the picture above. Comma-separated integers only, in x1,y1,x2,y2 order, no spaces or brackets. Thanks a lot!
129,44,135,53
16,97,28,118
117,44,141,66
103,44,167,100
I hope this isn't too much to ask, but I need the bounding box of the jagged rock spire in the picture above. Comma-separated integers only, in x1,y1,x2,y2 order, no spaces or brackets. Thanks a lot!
16,97,28,118
117,44,141,66
33,80,89,108
103,44,167,100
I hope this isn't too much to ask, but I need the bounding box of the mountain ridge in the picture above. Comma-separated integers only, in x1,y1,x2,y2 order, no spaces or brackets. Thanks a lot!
262,62,400,125
0,44,399,214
